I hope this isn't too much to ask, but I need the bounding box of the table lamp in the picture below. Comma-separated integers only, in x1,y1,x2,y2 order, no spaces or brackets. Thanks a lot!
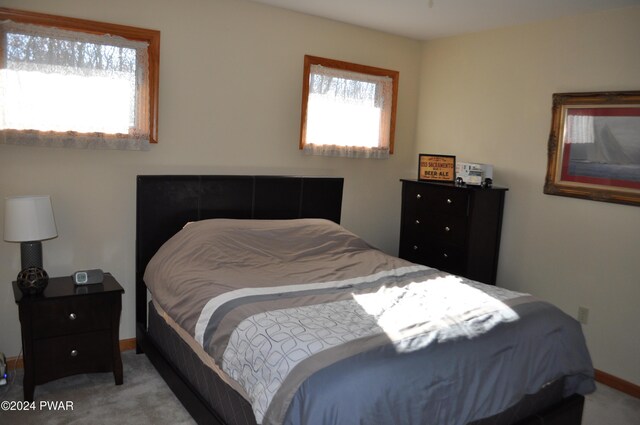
4,195,58,272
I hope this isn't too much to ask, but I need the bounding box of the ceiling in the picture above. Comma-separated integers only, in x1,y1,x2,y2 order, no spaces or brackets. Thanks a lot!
247,0,640,40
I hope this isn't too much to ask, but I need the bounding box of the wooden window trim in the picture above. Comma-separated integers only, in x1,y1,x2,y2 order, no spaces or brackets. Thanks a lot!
299,55,399,154
0,7,160,143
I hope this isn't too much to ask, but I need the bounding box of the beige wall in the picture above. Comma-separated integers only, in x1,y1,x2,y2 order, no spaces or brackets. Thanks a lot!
0,0,421,357
416,7,640,384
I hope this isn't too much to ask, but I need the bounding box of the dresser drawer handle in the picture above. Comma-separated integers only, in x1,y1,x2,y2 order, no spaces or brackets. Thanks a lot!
416,194,422,199
415,219,420,225
444,226,450,232
69,313,77,321
446,198,452,204
413,245,419,251
70,350,78,357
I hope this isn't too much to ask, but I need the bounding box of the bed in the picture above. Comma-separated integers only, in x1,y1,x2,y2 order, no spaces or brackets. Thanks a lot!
135,175,594,425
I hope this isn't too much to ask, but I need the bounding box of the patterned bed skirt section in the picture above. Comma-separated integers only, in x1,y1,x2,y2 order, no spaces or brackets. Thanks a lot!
148,301,258,425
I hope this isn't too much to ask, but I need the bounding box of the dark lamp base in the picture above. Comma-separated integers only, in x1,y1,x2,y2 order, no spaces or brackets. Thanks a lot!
20,241,43,270
16,267,49,296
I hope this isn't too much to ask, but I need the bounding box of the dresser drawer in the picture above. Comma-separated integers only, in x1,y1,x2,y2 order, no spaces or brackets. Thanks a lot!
423,246,466,276
406,184,469,217
411,213,468,246
33,331,112,384
400,239,466,276
31,295,112,339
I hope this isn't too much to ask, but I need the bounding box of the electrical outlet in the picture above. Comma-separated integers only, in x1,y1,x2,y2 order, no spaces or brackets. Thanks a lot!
577,306,589,325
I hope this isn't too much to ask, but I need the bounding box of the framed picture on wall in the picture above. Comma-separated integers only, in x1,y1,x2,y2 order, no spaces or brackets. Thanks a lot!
418,154,456,182
544,91,640,207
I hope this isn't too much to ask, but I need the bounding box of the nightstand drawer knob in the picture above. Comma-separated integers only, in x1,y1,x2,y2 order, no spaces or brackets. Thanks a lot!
443,253,448,258
415,219,420,225
69,313,77,320
445,226,450,232
413,245,419,251
446,198,452,204
416,194,422,199
70,350,78,357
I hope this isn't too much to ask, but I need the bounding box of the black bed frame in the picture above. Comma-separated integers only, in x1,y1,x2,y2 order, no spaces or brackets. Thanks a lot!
135,175,343,424
135,175,585,425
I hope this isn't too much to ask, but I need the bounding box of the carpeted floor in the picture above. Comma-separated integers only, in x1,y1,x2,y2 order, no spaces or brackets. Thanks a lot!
1,350,638,424
0,350,195,424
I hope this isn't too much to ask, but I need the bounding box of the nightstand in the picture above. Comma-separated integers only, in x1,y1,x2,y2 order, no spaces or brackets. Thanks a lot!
12,273,124,401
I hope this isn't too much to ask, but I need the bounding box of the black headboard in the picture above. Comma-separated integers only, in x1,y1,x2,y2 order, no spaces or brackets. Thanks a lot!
135,175,344,331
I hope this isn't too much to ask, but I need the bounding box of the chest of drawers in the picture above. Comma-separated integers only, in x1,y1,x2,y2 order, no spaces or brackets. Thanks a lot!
13,273,124,401
399,180,507,285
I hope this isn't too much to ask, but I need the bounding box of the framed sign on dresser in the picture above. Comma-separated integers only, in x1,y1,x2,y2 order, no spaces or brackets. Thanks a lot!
399,179,508,285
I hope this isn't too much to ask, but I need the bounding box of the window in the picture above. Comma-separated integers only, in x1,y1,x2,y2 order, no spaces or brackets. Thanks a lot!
299,55,399,159
0,8,159,150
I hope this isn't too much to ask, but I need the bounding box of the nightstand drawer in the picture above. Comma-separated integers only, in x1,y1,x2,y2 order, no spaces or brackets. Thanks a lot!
32,295,112,339
33,331,112,384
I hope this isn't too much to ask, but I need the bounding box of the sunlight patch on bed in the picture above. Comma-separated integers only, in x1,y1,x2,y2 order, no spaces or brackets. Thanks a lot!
352,275,520,353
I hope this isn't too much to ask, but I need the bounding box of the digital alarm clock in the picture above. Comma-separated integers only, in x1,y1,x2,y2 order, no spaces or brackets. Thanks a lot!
72,269,104,285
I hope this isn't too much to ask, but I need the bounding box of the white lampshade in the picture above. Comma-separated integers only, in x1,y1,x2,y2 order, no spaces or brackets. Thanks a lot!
4,196,58,242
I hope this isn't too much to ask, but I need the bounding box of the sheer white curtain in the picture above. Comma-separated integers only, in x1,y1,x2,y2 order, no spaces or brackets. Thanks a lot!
303,65,393,159
0,20,150,150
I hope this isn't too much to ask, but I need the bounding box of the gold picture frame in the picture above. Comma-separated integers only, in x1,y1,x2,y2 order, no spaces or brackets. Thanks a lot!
544,91,640,207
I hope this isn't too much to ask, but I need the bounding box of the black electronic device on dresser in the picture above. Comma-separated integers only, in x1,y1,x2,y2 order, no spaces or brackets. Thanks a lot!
12,273,124,401
399,179,508,285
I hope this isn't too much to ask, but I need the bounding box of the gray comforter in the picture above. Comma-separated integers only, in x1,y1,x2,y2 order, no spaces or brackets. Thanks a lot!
144,218,595,425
